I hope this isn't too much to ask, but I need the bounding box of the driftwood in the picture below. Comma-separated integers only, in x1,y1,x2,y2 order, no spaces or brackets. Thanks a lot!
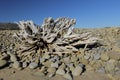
14,17,99,60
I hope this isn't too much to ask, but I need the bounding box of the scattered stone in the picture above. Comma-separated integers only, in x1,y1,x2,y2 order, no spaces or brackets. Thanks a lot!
71,55,78,62
22,62,28,68
42,54,50,59
40,66,46,72
29,62,38,69
96,68,105,73
40,58,46,63
65,67,70,72
48,73,55,78
105,59,116,74
9,54,17,62
72,65,83,76
62,57,71,64
0,60,8,68
56,68,65,75
80,59,89,65
53,55,60,61
92,60,102,70
43,60,52,67
101,53,109,61
84,54,91,60
108,51,120,60
51,62,59,68
12,61,21,69
47,67,56,73
93,53,100,60
49,58,56,62
63,72,73,80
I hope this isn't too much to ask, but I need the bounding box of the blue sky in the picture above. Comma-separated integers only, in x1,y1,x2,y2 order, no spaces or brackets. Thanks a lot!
0,0,120,28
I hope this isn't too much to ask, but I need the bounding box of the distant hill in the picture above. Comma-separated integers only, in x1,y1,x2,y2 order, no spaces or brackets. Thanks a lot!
0,23,20,30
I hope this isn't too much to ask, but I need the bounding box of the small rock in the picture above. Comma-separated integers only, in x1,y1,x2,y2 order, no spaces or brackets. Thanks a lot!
47,67,56,73
108,51,120,60
80,59,89,65
9,54,17,62
56,68,65,75
42,54,50,59
49,58,56,62
62,57,71,64
22,62,28,68
105,59,116,74
63,72,73,80
101,53,109,61
40,66,46,72
72,65,83,76
93,53,100,60
71,55,78,62
43,60,52,67
48,73,55,78
84,54,91,60
29,62,38,69
51,62,59,68
12,61,21,69
40,58,46,63
96,68,105,73
53,55,60,61
67,63,75,71
0,60,7,68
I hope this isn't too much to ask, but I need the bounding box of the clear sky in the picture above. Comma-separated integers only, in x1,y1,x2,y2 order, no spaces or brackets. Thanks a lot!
0,0,120,28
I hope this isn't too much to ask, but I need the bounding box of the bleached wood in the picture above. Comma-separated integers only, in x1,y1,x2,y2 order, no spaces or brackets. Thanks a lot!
14,17,99,58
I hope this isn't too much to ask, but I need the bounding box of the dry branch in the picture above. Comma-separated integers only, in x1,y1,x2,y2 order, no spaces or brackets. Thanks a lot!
14,17,99,61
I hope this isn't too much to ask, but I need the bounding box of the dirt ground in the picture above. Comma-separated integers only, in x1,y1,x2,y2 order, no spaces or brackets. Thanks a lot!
0,27,120,80
0,68,111,80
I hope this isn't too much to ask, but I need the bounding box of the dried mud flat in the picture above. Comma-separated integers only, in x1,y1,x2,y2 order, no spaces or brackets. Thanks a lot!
0,27,120,80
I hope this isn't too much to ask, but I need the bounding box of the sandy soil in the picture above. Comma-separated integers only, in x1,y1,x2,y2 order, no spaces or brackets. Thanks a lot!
0,68,111,80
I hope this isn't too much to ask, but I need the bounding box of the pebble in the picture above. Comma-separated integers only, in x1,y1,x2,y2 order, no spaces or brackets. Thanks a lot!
51,62,59,68
40,58,46,63
72,65,83,76
101,53,109,61
96,68,105,73
59,63,66,69
80,59,89,65
84,54,91,60
93,53,100,60
53,55,60,61
56,68,65,75
62,57,71,64
0,60,7,68
29,62,38,69
40,66,46,72
12,61,21,69
71,55,78,62
105,59,116,74
42,54,50,59
9,54,17,62
48,73,55,78
108,51,120,60
47,67,56,73
22,62,28,68
43,60,52,67
63,72,73,80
